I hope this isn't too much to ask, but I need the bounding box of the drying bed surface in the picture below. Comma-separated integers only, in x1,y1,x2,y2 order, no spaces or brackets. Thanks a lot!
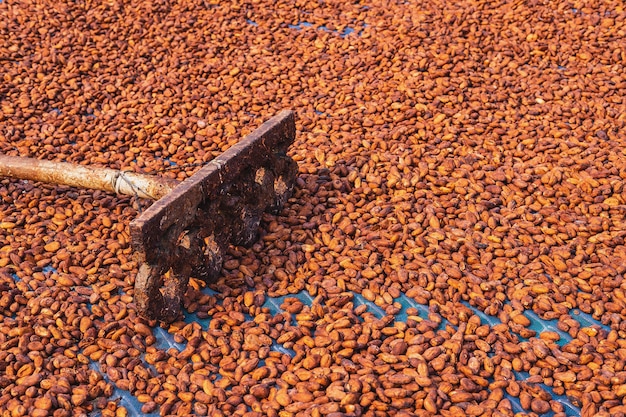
1,0,626,417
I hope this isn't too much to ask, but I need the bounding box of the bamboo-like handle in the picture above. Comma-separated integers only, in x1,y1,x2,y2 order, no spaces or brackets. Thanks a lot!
0,155,179,200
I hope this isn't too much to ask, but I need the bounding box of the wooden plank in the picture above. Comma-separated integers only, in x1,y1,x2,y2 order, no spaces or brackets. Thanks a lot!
130,111,297,321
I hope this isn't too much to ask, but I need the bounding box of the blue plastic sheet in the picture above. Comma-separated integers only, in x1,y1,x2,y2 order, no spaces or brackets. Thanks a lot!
286,20,365,38
10,266,611,416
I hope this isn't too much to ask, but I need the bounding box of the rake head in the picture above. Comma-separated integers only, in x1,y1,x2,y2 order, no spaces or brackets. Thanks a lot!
130,111,298,322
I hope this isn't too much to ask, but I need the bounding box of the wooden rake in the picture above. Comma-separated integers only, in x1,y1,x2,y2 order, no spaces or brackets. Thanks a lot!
0,111,298,322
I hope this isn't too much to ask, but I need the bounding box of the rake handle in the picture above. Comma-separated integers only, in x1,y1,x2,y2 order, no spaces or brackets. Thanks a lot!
0,155,178,200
